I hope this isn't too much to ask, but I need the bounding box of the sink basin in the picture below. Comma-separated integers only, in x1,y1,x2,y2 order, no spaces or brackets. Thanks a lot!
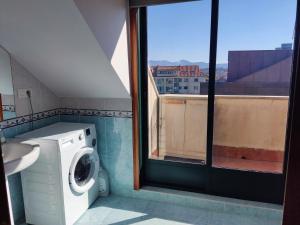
2,141,40,176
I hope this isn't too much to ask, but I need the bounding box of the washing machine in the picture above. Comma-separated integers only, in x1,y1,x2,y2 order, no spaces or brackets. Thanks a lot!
17,122,100,225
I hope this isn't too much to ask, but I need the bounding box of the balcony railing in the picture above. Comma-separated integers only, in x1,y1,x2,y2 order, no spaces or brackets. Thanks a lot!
148,71,288,173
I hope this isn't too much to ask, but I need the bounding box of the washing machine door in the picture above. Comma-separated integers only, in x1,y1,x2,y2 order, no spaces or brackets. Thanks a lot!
69,147,99,194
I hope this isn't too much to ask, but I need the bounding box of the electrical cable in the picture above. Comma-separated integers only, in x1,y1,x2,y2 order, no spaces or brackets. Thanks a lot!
26,90,34,130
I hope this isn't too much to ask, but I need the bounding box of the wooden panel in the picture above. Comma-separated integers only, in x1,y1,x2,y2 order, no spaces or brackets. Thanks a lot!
162,99,185,156
148,71,159,158
130,8,140,190
184,99,207,160
160,97,207,161
165,99,186,104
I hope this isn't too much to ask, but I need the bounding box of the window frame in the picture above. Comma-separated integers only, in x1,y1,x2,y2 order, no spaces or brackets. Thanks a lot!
132,0,299,204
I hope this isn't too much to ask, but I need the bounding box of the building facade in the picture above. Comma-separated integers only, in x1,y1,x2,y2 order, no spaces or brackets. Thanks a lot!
151,65,206,94
227,49,293,83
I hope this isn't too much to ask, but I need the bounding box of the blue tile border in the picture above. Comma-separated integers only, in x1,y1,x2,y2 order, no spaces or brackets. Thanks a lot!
60,108,132,118
2,105,16,112
0,108,133,129
0,109,60,129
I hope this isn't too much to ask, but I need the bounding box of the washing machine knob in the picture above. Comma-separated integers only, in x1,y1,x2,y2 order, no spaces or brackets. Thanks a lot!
92,138,97,147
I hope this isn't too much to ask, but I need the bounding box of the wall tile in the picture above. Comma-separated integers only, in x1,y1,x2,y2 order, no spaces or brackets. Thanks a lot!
102,117,133,194
16,123,31,135
7,174,24,223
60,114,80,123
33,115,60,130
3,126,18,138
60,115,134,195
3,116,60,223
79,115,98,124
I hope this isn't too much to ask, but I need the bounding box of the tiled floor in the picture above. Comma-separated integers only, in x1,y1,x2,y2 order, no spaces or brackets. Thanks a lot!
75,195,282,225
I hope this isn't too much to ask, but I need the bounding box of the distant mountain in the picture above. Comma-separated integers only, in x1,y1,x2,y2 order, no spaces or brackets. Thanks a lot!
149,60,228,69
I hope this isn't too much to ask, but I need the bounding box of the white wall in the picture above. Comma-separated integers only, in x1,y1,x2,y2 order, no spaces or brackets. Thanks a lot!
0,47,13,95
11,57,60,116
0,0,130,99
60,0,132,110
60,97,132,111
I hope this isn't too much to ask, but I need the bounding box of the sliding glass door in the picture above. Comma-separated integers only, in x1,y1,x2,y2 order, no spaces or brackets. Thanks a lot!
140,1,212,191
147,1,211,165
139,0,298,204
212,0,295,174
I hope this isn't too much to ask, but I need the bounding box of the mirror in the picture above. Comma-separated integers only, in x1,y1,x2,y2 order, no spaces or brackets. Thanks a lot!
0,46,16,121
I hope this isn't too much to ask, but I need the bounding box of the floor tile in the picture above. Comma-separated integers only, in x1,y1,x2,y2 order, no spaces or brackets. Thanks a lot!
75,195,283,225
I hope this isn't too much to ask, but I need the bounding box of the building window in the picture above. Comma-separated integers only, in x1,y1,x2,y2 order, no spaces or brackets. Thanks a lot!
166,78,173,84
166,87,173,92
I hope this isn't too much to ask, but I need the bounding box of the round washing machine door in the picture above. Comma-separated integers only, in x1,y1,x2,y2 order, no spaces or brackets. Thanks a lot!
69,147,99,194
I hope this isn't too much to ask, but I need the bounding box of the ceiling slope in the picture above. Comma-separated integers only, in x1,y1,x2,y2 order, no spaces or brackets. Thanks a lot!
74,0,131,95
0,0,130,98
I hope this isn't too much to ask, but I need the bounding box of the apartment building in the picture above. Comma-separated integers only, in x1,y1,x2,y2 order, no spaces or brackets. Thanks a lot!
151,65,206,94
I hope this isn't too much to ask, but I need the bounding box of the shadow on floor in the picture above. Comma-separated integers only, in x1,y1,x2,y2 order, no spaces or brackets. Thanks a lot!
75,195,281,225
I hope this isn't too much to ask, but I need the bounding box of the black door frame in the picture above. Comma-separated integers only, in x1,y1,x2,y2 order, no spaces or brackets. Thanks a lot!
283,0,300,222
0,143,11,225
138,0,299,204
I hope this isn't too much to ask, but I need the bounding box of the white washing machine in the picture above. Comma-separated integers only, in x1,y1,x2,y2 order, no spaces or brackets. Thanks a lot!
17,122,100,225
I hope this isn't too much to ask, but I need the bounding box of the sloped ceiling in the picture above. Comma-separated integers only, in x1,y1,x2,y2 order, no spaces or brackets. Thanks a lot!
74,0,131,97
0,0,131,98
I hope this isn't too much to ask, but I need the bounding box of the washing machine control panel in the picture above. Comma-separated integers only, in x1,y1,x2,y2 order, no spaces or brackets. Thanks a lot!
78,127,97,148
77,132,87,146
59,126,97,150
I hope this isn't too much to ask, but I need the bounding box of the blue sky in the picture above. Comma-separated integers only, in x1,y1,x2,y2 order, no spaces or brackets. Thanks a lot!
147,0,297,63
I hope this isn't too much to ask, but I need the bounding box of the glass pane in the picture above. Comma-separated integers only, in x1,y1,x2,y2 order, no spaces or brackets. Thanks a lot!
147,1,211,164
75,154,92,186
212,0,297,173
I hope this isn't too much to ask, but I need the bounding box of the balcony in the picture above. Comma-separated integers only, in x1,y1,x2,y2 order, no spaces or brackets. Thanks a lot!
148,72,288,173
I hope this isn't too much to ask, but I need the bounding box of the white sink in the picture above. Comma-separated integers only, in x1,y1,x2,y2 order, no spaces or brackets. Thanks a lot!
2,141,40,176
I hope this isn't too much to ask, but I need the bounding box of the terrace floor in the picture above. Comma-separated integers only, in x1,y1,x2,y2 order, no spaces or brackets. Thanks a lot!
214,156,283,173
162,156,283,173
